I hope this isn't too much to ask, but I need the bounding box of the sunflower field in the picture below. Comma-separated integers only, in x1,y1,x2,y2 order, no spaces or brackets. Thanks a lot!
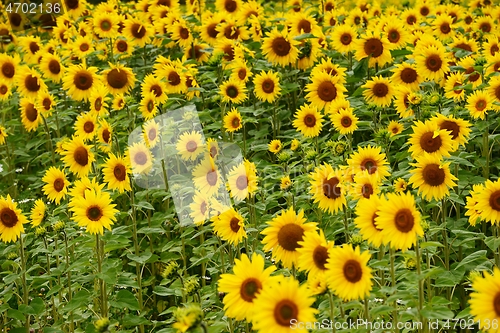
3,0,500,332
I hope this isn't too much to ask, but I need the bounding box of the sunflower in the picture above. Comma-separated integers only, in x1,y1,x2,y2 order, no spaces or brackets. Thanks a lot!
297,230,333,277
62,136,95,177
347,145,390,180
219,79,247,105
293,104,323,138
15,66,47,100
39,53,64,83
261,28,299,67
215,0,241,15
382,19,410,50
354,32,392,68
212,207,246,245
19,36,42,64
375,192,423,251
326,244,372,301
0,83,12,101
101,63,136,96
0,194,27,243
415,45,449,82
433,14,455,40
354,195,384,247
387,120,403,137
0,125,7,145
449,35,478,59
189,192,210,225
114,39,131,58
184,41,210,63
309,164,346,214
331,107,358,135
71,35,94,59
29,199,46,227
20,98,42,132
74,113,97,141
0,53,20,85
42,167,70,204
394,178,408,193
252,276,317,332
158,64,187,95
467,90,493,120
268,139,282,154
475,180,500,224
305,72,346,110
143,120,160,148
483,37,500,60
227,160,258,201
102,153,132,193
465,184,484,227
486,54,500,77
407,121,454,159
122,16,153,47
223,108,243,132
35,91,55,118
199,13,224,45
253,70,281,103
192,156,222,197
391,63,421,91
140,92,158,120
475,15,494,34
93,11,120,39
141,74,168,104
62,64,99,101
331,24,357,54
63,0,87,18
176,131,204,161
443,72,466,102
127,142,153,175
280,176,292,190
170,20,193,48
432,114,471,148
459,56,482,88
311,58,347,83
70,188,118,235
362,76,394,107
469,267,500,332
351,172,380,201
95,120,111,154
218,253,276,322
68,177,105,209
290,139,300,151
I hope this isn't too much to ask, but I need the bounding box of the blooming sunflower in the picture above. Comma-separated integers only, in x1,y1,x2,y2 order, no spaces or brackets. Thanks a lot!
261,208,317,269
347,145,390,180
20,98,42,132
127,142,153,175
176,131,204,161
0,195,27,243
382,19,410,50
391,63,421,91
143,120,159,149
101,63,136,96
407,121,454,159
297,230,333,277
253,70,281,103
15,66,47,100
62,136,95,177
331,24,357,54
268,139,282,154
290,139,300,151
354,32,392,68
140,92,158,120
102,153,132,193
351,172,380,201
70,188,118,235
354,194,384,247
252,276,317,332
93,11,120,39
311,58,347,84
212,207,246,245
227,160,258,202
42,167,70,205
192,156,221,197
30,199,46,227
0,125,7,145
39,53,64,83
97,119,112,153
331,107,358,135
433,14,455,40
326,244,372,301
189,192,210,225
293,104,323,138
141,74,168,104
215,0,241,15
362,76,394,107
432,114,471,148
219,79,247,105
415,45,449,82
476,180,500,224
280,176,292,190
0,53,20,85
467,90,493,120
387,120,403,137
74,113,97,141
223,108,243,132
218,253,276,322
309,163,346,214
375,192,423,251
122,17,153,47
305,72,346,110
409,154,457,201
62,64,99,101
0,83,12,101
459,56,482,88
261,28,299,67
394,178,408,193
36,91,55,118
444,72,466,102
469,267,500,332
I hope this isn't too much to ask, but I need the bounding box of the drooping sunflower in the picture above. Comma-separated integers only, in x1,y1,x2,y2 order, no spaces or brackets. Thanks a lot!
293,104,323,138
192,156,222,197
101,63,136,96
0,194,27,243
0,53,20,85
122,16,153,47
268,139,282,154
375,192,423,251
89,83,110,117
42,167,70,204
227,160,258,202
62,64,99,101
467,90,493,120
391,63,421,91
261,28,299,67
218,253,276,322
326,244,372,301
280,175,292,190
387,120,404,137
261,208,317,269
30,199,46,227
212,207,246,245
409,154,457,202
354,32,392,68
102,153,132,193
311,58,347,84
223,108,243,132
252,276,317,332
68,177,106,209
309,163,346,214
61,136,95,177
476,180,500,224
432,114,471,148
74,113,97,141
20,98,42,132
253,70,281,103
362,76,394,107
176,131,204,161
407,120,454,159
415,45,449,82
15,66,47,100
219,79,247,105
347,145,390,180
354,194,384,247
331,107,358,135
305,72,346,110
70,188,118,235
394,178,408,193
297,230,333,277
127,142,154,175
469,267,500,332
331,24,357,54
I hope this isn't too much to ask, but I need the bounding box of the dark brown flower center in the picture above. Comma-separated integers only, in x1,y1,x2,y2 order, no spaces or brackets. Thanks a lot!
439,120,459,139
107,68,128,89
102,129,110,143
422,163,445,186
361,158,377,174
343,259,362,283
489,190,500,212
426,54,442,72
274,300,298,326
0,85,8,94
313,245,329,270
317,81,337,102
362,184,373,198
420,131,442,153
277,223,304,251
224,25,240,39
83,121,94,133
240,278,262,302
206,170,218,186
455,43,472,52
53,178,65,192
148,128,156,141
400,68,417,84
440,23,451,34
475,100,487,111
80,43,90,52
364,38,383,58
222,44,234,61
407,15,416,25
297,19,311,33
131,23,147,39
226,85,238,98
100,20,112,31
372,212,382,230
229,217,241,232
304,114,316,127
0,208,18,228
236,69,246,81
179,27,189,39
271,37,291,57
65,0,79,10
42,98,52,110
48,60,60,74
480,22,491,33
394,208,414,232
341,116,352,127
186,140,197,152
224,0,237,12
116,40,128,52
168,71,181,86
1,62,14,78
74,146,89,166
87,206,103,221
74,71,93,90
420,6,429,16
207,23,218,39
112,163,126,181
388,30,400,43
147,100,154,112
374,83,390,97
323,177,341,199
236,175,247,190
493,292,500,316
231,116,240,128
341,33,352,45
262,79,274,93
465,67,480,82
25,103,38,122
25,74,41,92
134,151,147,165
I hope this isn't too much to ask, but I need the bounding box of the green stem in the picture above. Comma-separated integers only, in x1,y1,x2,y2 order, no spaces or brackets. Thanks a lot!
95,234,107,318
64,232,74,333
483,120,490,179
415,240,424,328
328,291,336,333
130,192,145,333
19,235,29,329
390,248,399,333
364,296,370,322
441,198,451,303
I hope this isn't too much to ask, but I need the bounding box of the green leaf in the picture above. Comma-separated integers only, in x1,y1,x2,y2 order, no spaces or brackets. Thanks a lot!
7,308,25,322
133,201,154,210
455,250,488,270
421,306,455,320
63,290,91,313
122,314,151,327
420,241,444,249
110,290,141,311
127,251,153,265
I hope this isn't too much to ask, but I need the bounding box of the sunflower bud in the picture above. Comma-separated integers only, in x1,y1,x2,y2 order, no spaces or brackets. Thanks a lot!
334,141,347,156
94,317,110,333
349,233,364,246
277,151,291,163
420,220,430,233
280,176,292,190
475,56,487,67
305,149,317,160
290,139,300,151
52,221,66,232
173,304,203,333
183,276,200,296
408,92,422,105
404,257,417,270
35,226,47,238
161,261,179,280
7,252,17,260
427,92,441,106
467,270,481,284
